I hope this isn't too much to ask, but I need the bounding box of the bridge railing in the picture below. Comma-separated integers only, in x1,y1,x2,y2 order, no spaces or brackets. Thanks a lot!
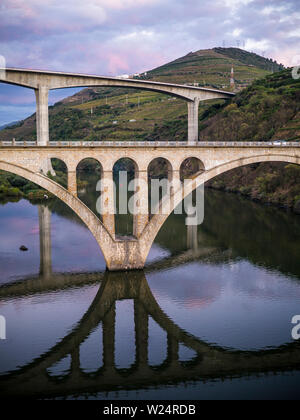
0,140,299,147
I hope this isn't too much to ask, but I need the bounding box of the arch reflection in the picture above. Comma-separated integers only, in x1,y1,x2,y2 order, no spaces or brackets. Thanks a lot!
1,269,300,399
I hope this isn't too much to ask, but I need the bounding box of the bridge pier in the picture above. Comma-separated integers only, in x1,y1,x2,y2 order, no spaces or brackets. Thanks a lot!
106,240,147,271
187,98,199,144
35,86,49,146
133,171,149,238
100,171,116,238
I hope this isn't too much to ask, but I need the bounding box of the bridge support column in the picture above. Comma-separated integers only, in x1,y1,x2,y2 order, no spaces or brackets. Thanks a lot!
133,171,149,238
187,98,199,144
35,86,49,146
68,171,77,196
169,169,181,213
101,171,115,238
39,205,52,280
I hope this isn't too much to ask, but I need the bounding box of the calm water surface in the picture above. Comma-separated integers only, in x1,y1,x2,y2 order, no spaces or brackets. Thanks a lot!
0,188,300,400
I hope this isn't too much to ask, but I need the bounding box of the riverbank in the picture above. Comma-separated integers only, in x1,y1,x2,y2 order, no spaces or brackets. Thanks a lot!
0,159,89,201
207,162,300,215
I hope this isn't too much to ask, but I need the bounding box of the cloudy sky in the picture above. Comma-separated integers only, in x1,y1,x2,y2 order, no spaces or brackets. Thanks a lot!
0,0,299,126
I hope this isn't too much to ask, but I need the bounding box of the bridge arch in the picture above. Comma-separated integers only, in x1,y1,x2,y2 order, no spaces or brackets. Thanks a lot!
148,157,173,180
76,157,103,173
0,160,115,266
76,158,103,190
140,154,300,260
112,158,139,237
113,157,139,175
180,157,205,181
47,157,68,186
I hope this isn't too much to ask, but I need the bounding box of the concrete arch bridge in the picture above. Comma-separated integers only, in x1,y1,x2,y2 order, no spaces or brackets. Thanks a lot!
0,143,299,270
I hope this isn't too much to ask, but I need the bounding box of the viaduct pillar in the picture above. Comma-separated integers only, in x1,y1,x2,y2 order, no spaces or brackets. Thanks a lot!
35,86,49,146
100,170,116,238
133,170,149,238
187,98,200,144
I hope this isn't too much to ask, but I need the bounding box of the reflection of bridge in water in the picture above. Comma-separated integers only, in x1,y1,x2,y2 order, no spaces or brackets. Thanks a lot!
0,204,227,299
1,204,300,398
1,270,300,398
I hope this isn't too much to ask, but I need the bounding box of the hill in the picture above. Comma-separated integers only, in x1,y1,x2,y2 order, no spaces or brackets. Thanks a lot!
0,121,21,131
142,47,280,87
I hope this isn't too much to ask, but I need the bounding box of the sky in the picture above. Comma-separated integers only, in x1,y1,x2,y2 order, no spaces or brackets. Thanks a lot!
0,0,299,126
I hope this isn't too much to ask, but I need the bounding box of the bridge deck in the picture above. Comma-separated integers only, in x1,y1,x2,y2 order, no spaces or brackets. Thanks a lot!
0,140,299,148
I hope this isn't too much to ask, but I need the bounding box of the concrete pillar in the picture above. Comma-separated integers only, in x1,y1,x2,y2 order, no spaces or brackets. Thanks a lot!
38,205,52,279
134,300,148,367
68,171,77,196
187,98,200,144
102,303,116,371
171,170,181,213
35,86,49,146
101,171,115,238
133,170,149,238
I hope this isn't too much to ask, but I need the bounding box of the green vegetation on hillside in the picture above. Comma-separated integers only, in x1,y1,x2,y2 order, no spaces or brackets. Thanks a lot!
0,159,68,202
208,162,300,213
143,48,272,88
200,69,300,142
213,48,284,72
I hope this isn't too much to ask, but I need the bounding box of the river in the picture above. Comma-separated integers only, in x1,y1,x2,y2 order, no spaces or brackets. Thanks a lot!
0,183,300,400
